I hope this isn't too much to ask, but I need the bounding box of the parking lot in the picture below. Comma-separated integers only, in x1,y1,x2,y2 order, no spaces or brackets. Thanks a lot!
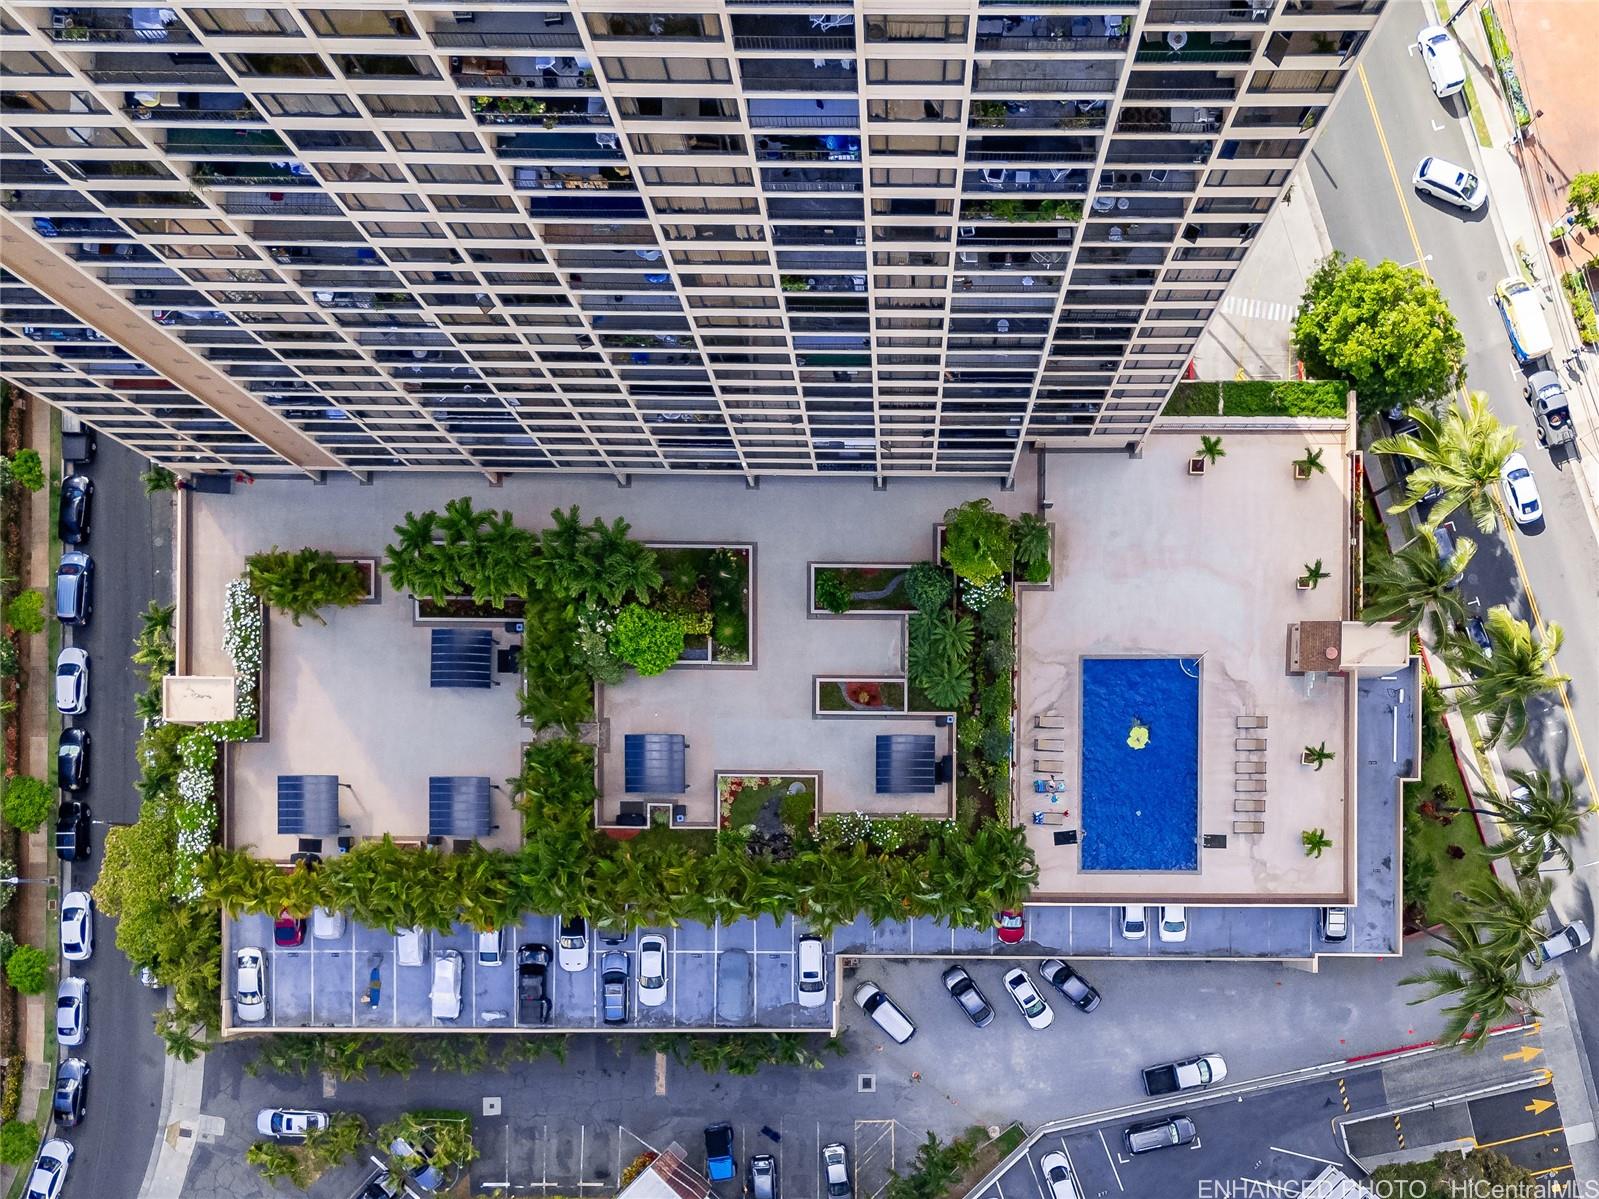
227,913,836,1031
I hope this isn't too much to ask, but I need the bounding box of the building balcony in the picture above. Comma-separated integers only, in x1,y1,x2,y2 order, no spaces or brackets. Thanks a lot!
451,56,596,90
512,166,635,190
2,192,100,213
975,13,1129,51
1145,2,1272,25
124,96,263,123
962,168,1087,194
495,133,627,160
162,127,292,156
972,66,1118,94
738,58,857,91
966,145,1097,163
192,162,317,187
1098,168,1196,192
430,30,583,51
471,95,611,126
1115,103,1222,135
1134,30,1255,63
962,196,1084,222
221,194,343,216
756,134,861,162
1123,70,1237,101
733,34,856,52
86,54,229,84
47,8,196,43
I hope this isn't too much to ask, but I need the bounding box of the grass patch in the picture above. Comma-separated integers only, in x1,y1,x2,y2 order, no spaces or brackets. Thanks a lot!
817,680,907,712
813,566,913,613
1404,704,1495,927
1163,379,1347,418
719,775,816,833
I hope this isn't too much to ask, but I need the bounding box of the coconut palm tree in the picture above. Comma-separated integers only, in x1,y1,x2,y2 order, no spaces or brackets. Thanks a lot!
1401,913,1555,1049
1370,394,1520,533
1476,769,1589,873
1454,874,1555,949
459,509,535,608
1442,606,1568,747
1361,527,1475,633
383,509,459,602
1196,435,1225,465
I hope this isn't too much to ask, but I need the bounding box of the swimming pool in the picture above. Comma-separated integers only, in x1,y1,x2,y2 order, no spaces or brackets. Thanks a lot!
1079,656,1200,872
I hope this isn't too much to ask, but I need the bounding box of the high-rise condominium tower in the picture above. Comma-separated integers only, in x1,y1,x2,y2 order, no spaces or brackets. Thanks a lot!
0,0,1380,481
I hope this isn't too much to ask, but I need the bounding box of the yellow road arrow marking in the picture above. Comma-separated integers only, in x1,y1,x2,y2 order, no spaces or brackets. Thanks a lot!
1503,1045,1544,1063
1525,1098,1556,1116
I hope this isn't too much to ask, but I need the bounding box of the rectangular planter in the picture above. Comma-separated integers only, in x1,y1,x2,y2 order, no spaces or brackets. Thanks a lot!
648,542,755,668
814,677,908,716
809,562,919,616
413,594,526,625
335,555,381,604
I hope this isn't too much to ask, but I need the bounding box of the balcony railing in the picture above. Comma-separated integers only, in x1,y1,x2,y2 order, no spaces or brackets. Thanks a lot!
1134,46,1253,63
125,104,260,122
87,65,230,83
476,111,612,127
966,149,1096,162
431,31,583,49
1122,85,1234,100
1145,4,1267,24
733,34,855,51
748,114,859,129
222,196,343,216
49,25,196,43
3,194,100,212
762,179,861,192
454,71,596,90
973,76,1117,93
974,35,1128,51
969,115,1105,130
739,75,858,92
1115,119,1220,134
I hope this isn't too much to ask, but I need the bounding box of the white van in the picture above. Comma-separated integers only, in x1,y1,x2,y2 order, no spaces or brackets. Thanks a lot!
1496,277,1554,363
430,949,463,1020
796,934,827,1008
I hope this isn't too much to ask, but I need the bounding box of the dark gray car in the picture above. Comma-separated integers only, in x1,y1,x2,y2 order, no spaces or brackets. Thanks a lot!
940,966,993,1027
748,1153,779,1199
1123,1114,1198,1154
601,950,629,1026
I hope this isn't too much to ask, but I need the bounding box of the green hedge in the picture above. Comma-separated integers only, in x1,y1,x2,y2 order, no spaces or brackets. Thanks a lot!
1561,270,1599,346
1163,380,1348,418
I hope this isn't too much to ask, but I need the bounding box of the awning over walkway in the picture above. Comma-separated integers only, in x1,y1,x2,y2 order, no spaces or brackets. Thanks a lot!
875,734,936,794
624,733,687,794
428,775,492,838
430,627,494,689
277,774,339,835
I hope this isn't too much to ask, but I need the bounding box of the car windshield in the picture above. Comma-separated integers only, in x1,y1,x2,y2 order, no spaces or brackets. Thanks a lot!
1457,172,1478,196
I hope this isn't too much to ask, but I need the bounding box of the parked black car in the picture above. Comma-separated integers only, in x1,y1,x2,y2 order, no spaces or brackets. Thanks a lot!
51,1059,89,1129
54,552,94,626
748,1153,779,1199
517,943,552,1025
1038,959,1101,1013
1123,1114,1198,1154
57,475,93,545
57,728,89,792
55,800,90,862
601,950,629,1026
940,965,993,1028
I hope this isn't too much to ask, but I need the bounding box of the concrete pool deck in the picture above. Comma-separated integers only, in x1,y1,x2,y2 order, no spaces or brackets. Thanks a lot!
1023,426,1399,903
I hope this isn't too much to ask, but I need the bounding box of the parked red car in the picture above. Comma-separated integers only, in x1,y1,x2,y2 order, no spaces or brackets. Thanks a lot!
274,911,306,947
995,910,1026,945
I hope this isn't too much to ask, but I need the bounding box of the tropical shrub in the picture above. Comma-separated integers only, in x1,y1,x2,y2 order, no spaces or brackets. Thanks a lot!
573,608,624,686
904,562,952,615
1013,513,1051,582
610,604,684,676
519,592,596,732
383,498,536,605
532,505,660,608
2,775,53,831
960,577,1007,612
977,597,1015,640
0,639,17,679
941,499,1014,585
4,944,51,995
245,1140,304,1187
0,1120,37,1166
245,547,366,626
641,1033,841,1076
2,589,44,635
1,449,44,493
813,571,851,614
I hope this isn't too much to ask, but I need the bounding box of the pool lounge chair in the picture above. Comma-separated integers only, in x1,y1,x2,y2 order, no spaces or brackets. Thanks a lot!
1235,761,1266,775
1034,737,1065,752
1235,737,1266,751
1234,798,1266,813
1237,715,1268,730
1232,820,1265,835
1035,757,1065,773
1235,779,1266,792
1035,713,1066,730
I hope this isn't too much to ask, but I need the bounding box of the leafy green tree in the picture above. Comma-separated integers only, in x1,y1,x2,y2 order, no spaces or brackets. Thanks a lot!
1372,1147,1536,1195
642,1033,841,1075
245,1140,305,1187
1569,171,1599,231
1362,527,1475,633
1300,828,1332,858
885,1131,982,1199
813,572,851,614
141,465,179,494
4,944,51,995
904,562,952,615
2,775,53,831
246,547,366,626
941,499,1014,585
383,509,458,603
303,1112,368,1175
1,449,44,493
0,1120,38,1166
1371,396,1520,533
609,604,684,676
1402,914,1555,1048
1291,253,1466,416
3,589,44,635
1441,605,1568,747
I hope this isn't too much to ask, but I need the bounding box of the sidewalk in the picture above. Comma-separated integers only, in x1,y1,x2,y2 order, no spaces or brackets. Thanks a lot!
1449,0,1599,530
1189,161,1332,379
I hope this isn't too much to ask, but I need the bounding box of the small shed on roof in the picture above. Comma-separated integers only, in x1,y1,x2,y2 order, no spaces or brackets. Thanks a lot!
624,733,687,794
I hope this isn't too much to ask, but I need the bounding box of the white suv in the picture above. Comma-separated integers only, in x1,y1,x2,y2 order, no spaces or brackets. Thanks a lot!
430,950,463,1020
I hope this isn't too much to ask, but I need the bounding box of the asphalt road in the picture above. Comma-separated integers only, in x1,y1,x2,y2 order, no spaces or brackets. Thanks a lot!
1310,0,1599,1082
56,435,172,1199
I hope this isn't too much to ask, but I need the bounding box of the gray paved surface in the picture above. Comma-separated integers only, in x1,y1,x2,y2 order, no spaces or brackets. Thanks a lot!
54,436,173,1199
1313,0,1599,1092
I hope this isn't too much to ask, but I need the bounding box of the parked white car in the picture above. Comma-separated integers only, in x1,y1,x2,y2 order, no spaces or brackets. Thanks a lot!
1039,1152,1080,1199
55,977,87,1048
1119,905,1147,940
1418,25,1466,97
477,927,506,967
637,933,668,1007
796,934,827,1007
1002,968,1054,1030
24,1139,73,1199
1412,156,1486,212
1528,921,1591,968
54,647,88,716
1158,905,1188,944
558,916,590,972
852,980,915,1044
396,925,425,967
234,947,267,1022
59,891,93,962
1500,452,1542,525
256,1109,330,1140
430,949,463,1020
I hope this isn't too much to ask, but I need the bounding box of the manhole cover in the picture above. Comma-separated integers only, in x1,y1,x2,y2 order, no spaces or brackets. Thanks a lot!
857,1074,876,1094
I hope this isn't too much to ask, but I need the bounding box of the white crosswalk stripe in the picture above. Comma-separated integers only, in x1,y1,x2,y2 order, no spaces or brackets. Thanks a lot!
1221,295,1294,322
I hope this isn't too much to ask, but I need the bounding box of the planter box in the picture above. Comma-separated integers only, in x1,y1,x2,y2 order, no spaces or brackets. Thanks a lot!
648,542,754,667
814,676,909,715
809,562,918,616
413,594,526,625
1188,457,1207,475
335,556,381,604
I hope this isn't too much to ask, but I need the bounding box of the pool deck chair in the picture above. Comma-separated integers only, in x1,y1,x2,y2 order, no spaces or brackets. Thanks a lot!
1232,820,1265,834
1035,713,1066,730
1235,779,1266,792
1235,760,1266,775
1235,737,1266,752
1234,798,1266,813
1034,737,1065,753
1236,715,1268,730
1035,757,1065,773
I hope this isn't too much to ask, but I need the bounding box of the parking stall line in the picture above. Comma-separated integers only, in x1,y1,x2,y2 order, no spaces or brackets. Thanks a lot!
1095,1131,1124,1193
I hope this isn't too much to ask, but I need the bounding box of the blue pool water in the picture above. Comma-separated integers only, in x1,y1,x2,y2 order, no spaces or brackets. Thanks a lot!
1079,657,1200,871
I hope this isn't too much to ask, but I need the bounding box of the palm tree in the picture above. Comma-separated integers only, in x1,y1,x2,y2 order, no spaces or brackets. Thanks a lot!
1402,913,1555,1048
1455,874,1555,949
1298,559,1330,589
1302,742,1335,770
1293,447,1327,476
1476,769,1589,873
1370,394,1520,533
1196,435,1225,465
1362,527,1475,633
1442,605,1568,747
384,509,458,602
245,547,365,626
460,509,535,608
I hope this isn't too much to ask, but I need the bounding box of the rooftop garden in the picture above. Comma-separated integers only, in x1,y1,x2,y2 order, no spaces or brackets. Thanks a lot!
1162,379,1349,419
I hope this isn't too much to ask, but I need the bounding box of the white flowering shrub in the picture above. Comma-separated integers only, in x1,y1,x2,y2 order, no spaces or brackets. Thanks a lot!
222,576,262,722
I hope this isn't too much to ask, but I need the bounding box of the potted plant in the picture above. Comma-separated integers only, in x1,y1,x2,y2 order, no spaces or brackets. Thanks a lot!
780,275,810,292
1300,828,1333,858
1296,558,1329,590
1291,448,1325,481
1301,742,1335,770
1189,435,1224,475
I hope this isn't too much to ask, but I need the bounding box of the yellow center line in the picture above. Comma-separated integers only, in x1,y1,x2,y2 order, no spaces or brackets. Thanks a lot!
1357,64,1599,809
